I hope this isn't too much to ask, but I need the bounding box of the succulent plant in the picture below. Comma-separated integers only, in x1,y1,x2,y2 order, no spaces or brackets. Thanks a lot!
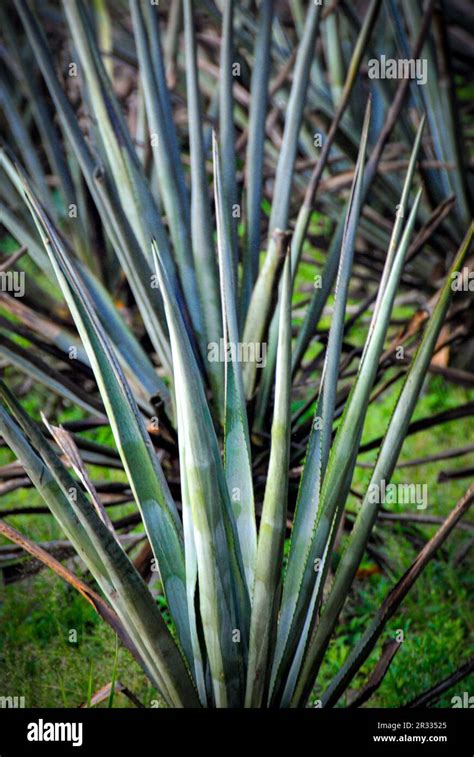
0,0,472,708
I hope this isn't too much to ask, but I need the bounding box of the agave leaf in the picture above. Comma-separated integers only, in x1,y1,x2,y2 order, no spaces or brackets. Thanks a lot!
13,0,173,372
245,252,292,707
319,483,474,708
77,264,169,403
11,164,197,671
143,2,189,216
0,147,170,407
242,1,321,397
282,188,423,707
41,416,113,530
289,0,304,35
311,99,372,471
254,0,382,422
242,229,288,400
179,471,208,707
0,332,103,417
291,212,346,374
368,116,426,327
0,193,166,403
93,0,113,79
0,287,158,418
130,0,204,347
401,0,469,227
213,133,257,592
241,0,273,317
0,69,51,202
386,0,425,117
0,391,164,698
324,10,344,107
316,194,423,504
61,0,175,277
270,100,372,702
431,5,472,227
0,4,76,209
362,0,435,197
0,293,87,365
2,0,470,711
304,121,424,508
152,239,250,708
182,0,224,415
268,2,321,232
293,0,434,375
164,0,182,88
0,385,113,583
283,179,425,704
303,0,382,224
219,0,238,278
292,222,473,706
0,392,199,708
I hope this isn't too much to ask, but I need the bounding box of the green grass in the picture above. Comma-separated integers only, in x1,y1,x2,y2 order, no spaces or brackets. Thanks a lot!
0,572,158,707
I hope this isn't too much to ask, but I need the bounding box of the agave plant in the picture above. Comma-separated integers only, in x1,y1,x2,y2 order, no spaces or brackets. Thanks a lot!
0,0,472,708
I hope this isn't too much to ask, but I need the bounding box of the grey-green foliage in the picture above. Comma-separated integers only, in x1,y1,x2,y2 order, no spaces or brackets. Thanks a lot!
0,0,472,708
